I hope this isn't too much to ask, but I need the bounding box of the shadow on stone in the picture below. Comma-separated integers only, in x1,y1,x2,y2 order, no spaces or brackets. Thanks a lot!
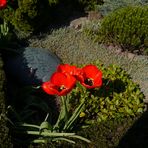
117,109,148,148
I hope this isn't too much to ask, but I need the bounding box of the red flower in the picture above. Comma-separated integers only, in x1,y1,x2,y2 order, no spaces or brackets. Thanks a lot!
42,72,76,96
57,64,83,81
79,65,102,89
0,0,7,9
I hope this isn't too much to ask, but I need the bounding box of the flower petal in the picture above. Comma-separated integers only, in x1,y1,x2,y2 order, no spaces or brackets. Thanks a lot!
82,65,100,78
50,72,69,86
57,64,78,75
80,65,103,89
43,72,76,96
42,81,59,95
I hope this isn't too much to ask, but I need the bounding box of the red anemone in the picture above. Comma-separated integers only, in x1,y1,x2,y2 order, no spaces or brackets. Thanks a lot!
42,72,76,96
79,65,102,89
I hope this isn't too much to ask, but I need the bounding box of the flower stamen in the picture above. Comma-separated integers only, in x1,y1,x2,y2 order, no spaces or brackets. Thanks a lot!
58,85,66,92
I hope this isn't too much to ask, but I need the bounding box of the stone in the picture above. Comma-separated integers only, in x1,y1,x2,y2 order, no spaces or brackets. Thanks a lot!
4,47,61,85
69,17,89,29
127,52,135,60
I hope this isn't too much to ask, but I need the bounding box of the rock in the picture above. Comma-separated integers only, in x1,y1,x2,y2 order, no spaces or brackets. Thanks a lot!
69,17,89,30
4,47,61,85
127,53,135,60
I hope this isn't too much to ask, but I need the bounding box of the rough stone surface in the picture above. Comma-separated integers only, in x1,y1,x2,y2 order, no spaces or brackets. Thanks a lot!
4,47,61,85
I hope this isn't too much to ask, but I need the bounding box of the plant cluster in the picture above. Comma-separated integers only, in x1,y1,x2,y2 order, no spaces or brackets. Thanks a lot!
9,64,103,145
0,0,59,38
8,62,145,147
97,6,148,54
69,63,145,124
96,0,148,16
82,20,101,41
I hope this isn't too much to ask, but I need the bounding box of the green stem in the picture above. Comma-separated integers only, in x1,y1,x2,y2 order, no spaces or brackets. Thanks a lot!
53,95,68,130
61,96,68,122
26,131,75,137
17,123,40,129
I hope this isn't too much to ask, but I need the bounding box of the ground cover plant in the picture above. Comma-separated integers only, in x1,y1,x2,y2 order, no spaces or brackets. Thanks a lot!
82,5,148,55
97,6,148,54
96,0,148,16
0,0,59,38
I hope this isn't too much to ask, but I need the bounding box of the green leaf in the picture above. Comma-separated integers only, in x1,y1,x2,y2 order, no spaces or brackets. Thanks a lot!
53,96,68,131
40,121,52,131
63,101,85,131
52,137,75,144
17,123,40,129
69,135,91,143
26,131,75,137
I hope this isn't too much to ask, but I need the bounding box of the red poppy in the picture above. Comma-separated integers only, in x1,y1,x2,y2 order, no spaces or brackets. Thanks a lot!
0,0,7,9
42,72,76,96
57,64,83,81
79,65,102,89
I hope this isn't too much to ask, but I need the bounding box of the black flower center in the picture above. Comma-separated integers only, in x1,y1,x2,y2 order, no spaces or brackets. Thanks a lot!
57,85,66,92
84,78,94,86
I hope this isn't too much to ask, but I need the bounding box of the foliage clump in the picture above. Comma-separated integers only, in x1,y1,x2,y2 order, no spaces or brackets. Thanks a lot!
0,0,59,38
97,6,148,54
96,0,148,16
69,63,145,124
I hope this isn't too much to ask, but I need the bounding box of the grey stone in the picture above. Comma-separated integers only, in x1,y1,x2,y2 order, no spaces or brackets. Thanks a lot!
4,47,61,85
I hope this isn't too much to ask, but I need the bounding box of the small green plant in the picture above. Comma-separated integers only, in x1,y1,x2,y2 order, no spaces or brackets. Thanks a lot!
97,6,148,54
0,0,59,38
0,20,9,37
82,20,101,41
69,63,145,124
96,0,148,16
